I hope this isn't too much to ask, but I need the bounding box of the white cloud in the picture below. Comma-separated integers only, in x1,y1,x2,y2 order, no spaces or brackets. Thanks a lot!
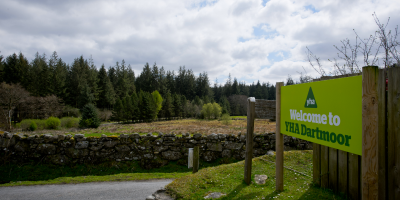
1,0,399,85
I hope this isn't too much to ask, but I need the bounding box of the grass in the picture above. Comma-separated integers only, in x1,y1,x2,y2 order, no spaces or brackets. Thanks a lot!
167,150,348,200
0,157,239,187
12,119,276,137
231,116,247,119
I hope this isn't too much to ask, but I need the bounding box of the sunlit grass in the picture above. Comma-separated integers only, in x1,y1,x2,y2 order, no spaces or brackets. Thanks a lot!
167,150,347,200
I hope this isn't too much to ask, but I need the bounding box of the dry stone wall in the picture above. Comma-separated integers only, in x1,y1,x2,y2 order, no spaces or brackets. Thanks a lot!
0,131,312,168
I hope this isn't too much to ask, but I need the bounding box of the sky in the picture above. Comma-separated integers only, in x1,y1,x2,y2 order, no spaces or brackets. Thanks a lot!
1,0,399,86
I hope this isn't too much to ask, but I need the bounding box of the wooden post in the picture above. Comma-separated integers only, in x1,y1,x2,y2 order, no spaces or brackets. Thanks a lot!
193,146,199,173
244,97,255,185
313,144,321,185
338,150,348,195
329,147,338,193
275,82,284,191
362,66,379,200
387,67,400,200
378,68,387,200
320,146,329,188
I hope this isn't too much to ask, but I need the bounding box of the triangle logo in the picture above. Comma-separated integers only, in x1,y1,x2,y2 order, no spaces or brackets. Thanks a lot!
304,87,317,108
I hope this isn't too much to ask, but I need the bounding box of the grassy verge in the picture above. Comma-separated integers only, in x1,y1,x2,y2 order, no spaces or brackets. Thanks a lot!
231,116,247,119
167,150,347,200
0,158,239,187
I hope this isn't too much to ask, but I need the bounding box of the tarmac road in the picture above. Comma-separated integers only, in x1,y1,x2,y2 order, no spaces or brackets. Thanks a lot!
0,179,173,200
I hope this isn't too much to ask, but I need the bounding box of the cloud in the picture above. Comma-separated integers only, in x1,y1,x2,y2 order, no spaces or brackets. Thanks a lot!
1,0,399,85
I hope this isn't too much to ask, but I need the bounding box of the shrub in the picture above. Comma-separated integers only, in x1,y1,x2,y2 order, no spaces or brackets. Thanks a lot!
46,117,61,129
79,104,101,128
20,119,33,130
28,121,37,131
61,117,80,128
221,114,232,125
33,119,46,130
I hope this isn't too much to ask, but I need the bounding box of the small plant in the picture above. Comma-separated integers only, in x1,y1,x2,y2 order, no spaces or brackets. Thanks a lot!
79,104,101,128
28,121,37,131
46,117,61,129
221,113,232,125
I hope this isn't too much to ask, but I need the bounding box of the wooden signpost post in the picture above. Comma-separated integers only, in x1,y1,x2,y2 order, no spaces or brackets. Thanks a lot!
244,97,255,185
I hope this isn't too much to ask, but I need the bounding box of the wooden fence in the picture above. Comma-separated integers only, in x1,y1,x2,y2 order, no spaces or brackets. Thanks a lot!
312,66,400,200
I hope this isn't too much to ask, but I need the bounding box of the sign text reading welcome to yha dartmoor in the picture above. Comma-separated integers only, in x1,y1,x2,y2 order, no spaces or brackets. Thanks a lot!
281,76,362,155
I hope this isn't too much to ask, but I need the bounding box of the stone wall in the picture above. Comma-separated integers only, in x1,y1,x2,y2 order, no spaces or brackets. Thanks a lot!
255,99,276,120
0,132,312,169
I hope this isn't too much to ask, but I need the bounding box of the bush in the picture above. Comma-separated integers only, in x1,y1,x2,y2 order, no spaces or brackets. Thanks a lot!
61,117,80,128
20,119,33,130
221,114,232,125
46,117,61,129
28,121,37,131
201,102,222,119
33,119,46,130
79,104,101,128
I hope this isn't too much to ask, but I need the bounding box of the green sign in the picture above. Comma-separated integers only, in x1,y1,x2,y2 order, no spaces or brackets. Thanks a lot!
281,76,362,155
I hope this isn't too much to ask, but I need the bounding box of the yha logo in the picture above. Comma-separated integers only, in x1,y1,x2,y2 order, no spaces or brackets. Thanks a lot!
306,98,315,106
304,87,317,108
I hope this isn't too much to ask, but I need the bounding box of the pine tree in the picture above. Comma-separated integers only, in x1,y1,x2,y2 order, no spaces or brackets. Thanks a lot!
78,83,95,108
111,98,123,122
131,91,140,121
49,52,68,101
124,95,133,122
97,64,116,109
172,93,182,118
79,103,101,128
162,92,174,119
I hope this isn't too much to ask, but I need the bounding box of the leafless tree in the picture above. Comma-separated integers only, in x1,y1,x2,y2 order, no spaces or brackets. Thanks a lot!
307,13,399,76
0,82,29,130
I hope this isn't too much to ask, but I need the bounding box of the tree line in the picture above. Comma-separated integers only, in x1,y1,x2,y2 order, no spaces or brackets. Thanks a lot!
0,51,277,122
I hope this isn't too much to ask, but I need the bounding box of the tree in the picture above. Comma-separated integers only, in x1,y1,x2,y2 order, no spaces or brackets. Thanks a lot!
212,102,222,119
286,75,295,86
97,64,116,109
0,83,29,130
161,92,174,119
79,103,101,128
307,13,399,76
151,90,163,118
172,93,182,118
131,92,140,121
77,83,95,109
111,98,123,122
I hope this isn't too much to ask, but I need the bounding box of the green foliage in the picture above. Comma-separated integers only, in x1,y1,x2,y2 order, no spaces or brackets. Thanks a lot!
221,113,232,125
28,121,37,131
111,99,124,122
60,117,79,128
33,119,46,130
45,117,61,129
201,102,222,119
152,90,163,113
79,104,101,128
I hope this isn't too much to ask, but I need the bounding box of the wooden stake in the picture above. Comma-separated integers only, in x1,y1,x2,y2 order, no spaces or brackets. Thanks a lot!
275,82,284,191
244,97,255,185
362,66,379,200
